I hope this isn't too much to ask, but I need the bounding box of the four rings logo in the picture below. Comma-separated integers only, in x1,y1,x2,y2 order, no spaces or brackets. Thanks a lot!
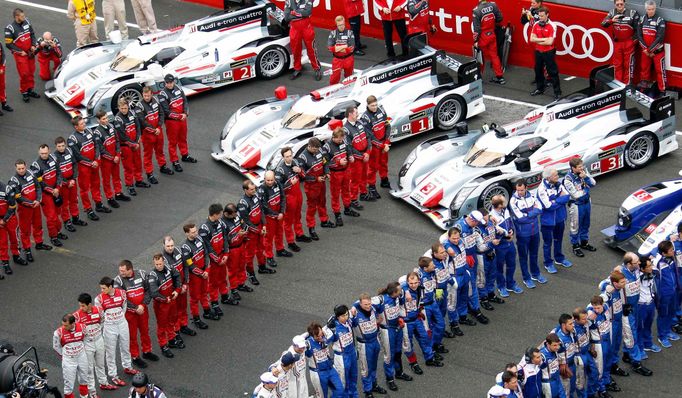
523,22,613,63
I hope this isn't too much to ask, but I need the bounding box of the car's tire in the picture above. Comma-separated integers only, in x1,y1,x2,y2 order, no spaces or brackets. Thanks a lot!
434,95,466,130
623,131,658,170
256,45,289,80
111,84,143,114
477,181,512,211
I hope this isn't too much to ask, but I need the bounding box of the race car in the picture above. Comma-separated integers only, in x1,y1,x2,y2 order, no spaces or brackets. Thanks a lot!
45,0,296,125
601,179,682,255
391,65,678,230
211,33,485,184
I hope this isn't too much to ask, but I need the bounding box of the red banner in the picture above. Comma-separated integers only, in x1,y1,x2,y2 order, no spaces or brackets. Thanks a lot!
187,0,682,89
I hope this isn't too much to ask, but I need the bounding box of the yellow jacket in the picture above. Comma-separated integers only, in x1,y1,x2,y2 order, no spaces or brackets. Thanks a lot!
68,0,96,26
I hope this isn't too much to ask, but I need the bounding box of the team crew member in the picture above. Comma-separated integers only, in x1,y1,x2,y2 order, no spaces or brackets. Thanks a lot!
617,253,652,375
114,99,150,196
269,352,300,398
130,373,166,398
222,204,251,297
0,180,25,274
637,1,666,93
529,7,561,100
4,9,40,102
102,0,128,40
374,0,408,58
74,293,118,393
323,304,358,398
416,256,448,355
598,271,631,385
588,295,614,396
275,146,310,249
430,242,458,335
509,180,545,289
519,347,543,398
442,227,469,333
473,0,506,84
475,210,504,310
130,0,157,34
299,137,335,238
53,137,86,230
162,236,195,340
322,125,358,227
305,321,344,398
158,74,196,171
35,32,61,80
401,271,442,371
553,314,577,397
344,106,372,205
199,204,236,311
361,96,391,194
601,0,639,85
254,372,278,398
539,333,566,398
454,211,489,324
94,111,130,208
181,223,219,329
148,253,181,358
115,260,158,368
239,180,275,283
9,159,52,261
572,308,599,398
0,44,14,116
654,240,678,348
53,314,90,398
135,87,173,183
537,167,571,274
407,0,436,36
489,195,520,296
69,116,111,221
30,144,67,247
259,171,292,265
67,0,98,47
95,276,138,383
637,257,658,353
563,157,597,257
374,282,413,390
327,16,355,85
343,0,365,55
351,294,387,398
285,335,310,398
284,0,321,81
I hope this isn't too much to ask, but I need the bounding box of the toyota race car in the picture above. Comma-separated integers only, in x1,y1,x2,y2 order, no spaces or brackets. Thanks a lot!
602,179,682,255
45,0,298,125
211,33,485,184
392,66,678,230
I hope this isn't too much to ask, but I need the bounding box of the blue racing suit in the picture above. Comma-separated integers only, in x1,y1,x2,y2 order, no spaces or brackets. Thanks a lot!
418,267,445,346
432,251,457,326
353,301,382,393
325,317,359,398
476,219,499,299
637,271,657,351
554,325,578,397
454,217,481,311
562,171,595,245
599,279,625,370
673,239,682,319
574,322,599,398
374,293,406,381
520,360,543,398
490,207,518,290
305,336,344,398
401,283,434,364
653,254,679,341
540,345,567,398
509,191,543,280
587,303,611,393
443,238,470,322
621,265,644,363
537,178,570,267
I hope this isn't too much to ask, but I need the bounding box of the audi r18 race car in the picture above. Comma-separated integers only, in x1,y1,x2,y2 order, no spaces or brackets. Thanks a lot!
391,65,678,230
601,179,682,255
45,0,296,125
211,33,485,184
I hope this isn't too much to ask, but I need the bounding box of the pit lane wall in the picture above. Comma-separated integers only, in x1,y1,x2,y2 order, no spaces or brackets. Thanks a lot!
186,0,682,90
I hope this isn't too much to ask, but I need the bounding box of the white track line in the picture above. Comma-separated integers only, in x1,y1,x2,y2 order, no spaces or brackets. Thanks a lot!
677,131,682,136
564,76,576,81
3,0,139,28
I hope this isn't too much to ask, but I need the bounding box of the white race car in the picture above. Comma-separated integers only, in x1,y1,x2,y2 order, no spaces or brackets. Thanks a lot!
392,66,679,229
45,0,296,124
211,33,485,184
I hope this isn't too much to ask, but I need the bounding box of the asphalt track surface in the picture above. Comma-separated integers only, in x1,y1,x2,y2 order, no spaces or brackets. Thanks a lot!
0,1,681,397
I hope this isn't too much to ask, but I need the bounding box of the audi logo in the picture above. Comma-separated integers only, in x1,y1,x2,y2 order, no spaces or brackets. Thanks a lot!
523,22,614,63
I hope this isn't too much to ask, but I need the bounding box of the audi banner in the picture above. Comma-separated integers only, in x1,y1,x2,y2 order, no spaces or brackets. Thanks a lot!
187,0,681,89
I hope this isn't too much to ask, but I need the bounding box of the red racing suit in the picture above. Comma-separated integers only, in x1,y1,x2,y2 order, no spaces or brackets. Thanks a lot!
407,0,434,35
258,181,287,258
298,148,329,228
238,193,266,271
94,122,123,200
472,1,504,78
0,44,7,104
114,109,143,186
8,170,44,248
322,138,351,213
0,182,20,261
35,35,62,81
181,237,211,316
135,96,167,174
68,129,102,211
275,159,305,244
344,119,371,199
284,0,320,71
163,247,188,331
199,218,229,302
114,270,152,358
4,19,36,93
30,155,62,239
148,265,182,347
361,106,391,185
222,214,247,288
602,8,639,85
327,27,355,85
159,85,189,163
637,13,667,91
52,148,79,222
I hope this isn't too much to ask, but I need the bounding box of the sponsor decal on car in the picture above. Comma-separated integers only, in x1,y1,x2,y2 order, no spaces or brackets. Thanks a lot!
368,57,432,84
555,92,623,120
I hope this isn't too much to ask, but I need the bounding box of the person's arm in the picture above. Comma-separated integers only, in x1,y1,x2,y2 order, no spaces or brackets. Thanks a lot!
135,103,155,134
156,97,165,126
147,271,166,302
67,134,92,167
258,186,276,217
298,153,315,182
141,270,152,305
113,116,134,147
95,129,114,160
198,223,220,263
237,198,258,232
472,8,482,43
171,266,182,290
54,37,62,58
113,277,136,311
648,18,666,53
29,22,36,47
601,9,615,27
181,243,204,276
2,185,17,223
636,18,645,50
5,24,22,54
8,177,31,206
279,181,287,214
67,0,77,21
494,3,503,24
52,330,62,356
509,197,531,224
562,176,582,200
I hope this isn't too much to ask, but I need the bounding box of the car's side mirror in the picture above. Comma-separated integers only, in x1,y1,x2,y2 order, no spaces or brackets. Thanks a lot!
515,158,531,172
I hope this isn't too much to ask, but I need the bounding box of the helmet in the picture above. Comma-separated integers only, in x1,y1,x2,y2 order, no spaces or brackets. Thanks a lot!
132,372,149,388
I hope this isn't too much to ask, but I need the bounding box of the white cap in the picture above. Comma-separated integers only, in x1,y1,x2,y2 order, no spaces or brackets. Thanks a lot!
487,385,510,398
292,335,307,349
260,372,278,385
470,210,485,223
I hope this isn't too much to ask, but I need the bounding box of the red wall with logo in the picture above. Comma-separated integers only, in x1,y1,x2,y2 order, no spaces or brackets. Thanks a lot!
186,0,682,88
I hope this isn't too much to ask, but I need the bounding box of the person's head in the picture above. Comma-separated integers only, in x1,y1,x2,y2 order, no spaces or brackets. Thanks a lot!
118,98,129,114
367,95,378,113
418,256,434,272
142,86,154,102
407,271,420,290
545,333,561,352
243,180,257,196
378,281,401,299
307,137,322,154
331,127,345,145
99,276,114,293
183,223,198,240
468,210,484,226
223,203,238,219
208,203,223,221
62,313,76,330
42,31,53,41
164,74,176,89
307,321,324,342
569,157,584,174
96,110,109,125
515,180,527,196
71,116,86,132
335,15,345,31
479,208,490,223
658,240,674,257
537,6,549,23
448,227,461,245
78,293,93,312
263,170,276,187
163,236,175,254
292,335,307,354
573,307,588,326
501,370,518,391
590,295,604,314
623,252,640,271
526,347,542,365
530,0,542,9
280,352,299,372
431,242,446,260
13,8,25,23
153,253,165,272
640,256,653,273
610,270,626,290
644,0,656,17
132,373,149,394
346,106,358,122
677,222,682,238
119,259,134,277
542,167,559,184
38,144,50,160
55,136,67,152
15,160,26,175
358,293,372,312
491,194,507,210
281,147,294,164
334,304,349,323
614,0,625,12
559,313,574,333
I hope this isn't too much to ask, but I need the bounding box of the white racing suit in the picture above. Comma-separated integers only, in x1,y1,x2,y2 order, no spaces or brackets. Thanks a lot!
53,323,90,398
284,345,308,398
73,307,108,392
95,288,132,377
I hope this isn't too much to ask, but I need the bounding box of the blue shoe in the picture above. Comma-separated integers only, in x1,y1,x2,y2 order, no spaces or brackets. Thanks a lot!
556,259,573,268
644,344,662,353
532,275,548,284
510,284,524,294
498,287,510,298
668,332,680,341
523,279,536,289
544,264,558,274
658,338,672,348
640,352,649,360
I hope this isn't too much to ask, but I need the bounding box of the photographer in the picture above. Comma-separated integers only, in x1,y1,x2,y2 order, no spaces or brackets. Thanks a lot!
36,32,61,81
129,373,166,398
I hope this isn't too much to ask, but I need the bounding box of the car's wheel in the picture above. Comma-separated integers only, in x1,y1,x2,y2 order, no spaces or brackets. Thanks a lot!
111,84,143,114
624,132,658,170
256,45,289,79
434,95,466,130
477,181,512,211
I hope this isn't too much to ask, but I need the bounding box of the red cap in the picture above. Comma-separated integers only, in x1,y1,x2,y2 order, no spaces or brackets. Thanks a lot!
328,119,343,131
274,86,287,100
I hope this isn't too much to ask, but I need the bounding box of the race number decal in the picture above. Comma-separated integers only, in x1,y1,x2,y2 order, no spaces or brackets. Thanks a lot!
599,155,621,173
410,117,430,134
420,182,436,195
632,189,653,202
233,65,253,81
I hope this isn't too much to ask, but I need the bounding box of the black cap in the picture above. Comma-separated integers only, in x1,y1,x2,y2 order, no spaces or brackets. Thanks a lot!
132,372,149,387
164,74,175,83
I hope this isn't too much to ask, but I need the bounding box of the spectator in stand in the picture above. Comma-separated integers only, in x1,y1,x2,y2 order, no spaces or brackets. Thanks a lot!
529,6,561,101
343,0,366,56
35,32,61,81
67,0,98,47
327,16,355,85
284,0,321,81
407,0,436,37
374,0,408,58
102,0,128,40
601,0,639,85
637,0,666,95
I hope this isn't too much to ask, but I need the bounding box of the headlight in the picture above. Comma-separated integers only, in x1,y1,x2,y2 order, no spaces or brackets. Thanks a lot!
617,207,631,229
450,186,476,215
221,113,238,140
399,149,418,177
87,85,112,112
267,151,283,171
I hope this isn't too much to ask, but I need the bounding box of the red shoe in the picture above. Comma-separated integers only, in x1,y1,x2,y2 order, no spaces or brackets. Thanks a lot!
111,377,127,386
100,383,119,390
124,367,140,375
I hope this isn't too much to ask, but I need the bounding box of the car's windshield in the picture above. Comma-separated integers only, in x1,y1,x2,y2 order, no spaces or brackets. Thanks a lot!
465,136,547,168
281,109,321,129
464,145,507,168
111,53,144,72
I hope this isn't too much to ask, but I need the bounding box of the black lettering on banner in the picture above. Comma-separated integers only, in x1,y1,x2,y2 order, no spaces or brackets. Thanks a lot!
368,57,433,84
194,9,264,32
555,91,623,120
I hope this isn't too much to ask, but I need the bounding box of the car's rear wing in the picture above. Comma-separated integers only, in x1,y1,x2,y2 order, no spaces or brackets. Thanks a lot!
186,1,284,34
405,33,479,86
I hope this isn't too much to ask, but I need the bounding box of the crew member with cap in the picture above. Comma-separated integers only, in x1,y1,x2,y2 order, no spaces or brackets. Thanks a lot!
536,167,571,274
269,352,302,398
298,137,335,239
159,73,197,172
284,0,322,81
322,123,358,227
35,31,61,80
327,16,355,85
254,371,278,398
487,385,510,398
509,179,546,289
130,373,166,398
286,335,310,398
